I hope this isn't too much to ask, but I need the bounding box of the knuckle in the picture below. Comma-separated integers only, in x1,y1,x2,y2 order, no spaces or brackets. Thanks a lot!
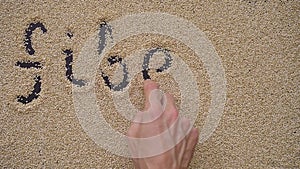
126,125,138,137
166,93,175,102
168,107,178,115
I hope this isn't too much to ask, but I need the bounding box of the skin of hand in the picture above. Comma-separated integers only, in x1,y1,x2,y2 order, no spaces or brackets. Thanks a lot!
127,80,199,169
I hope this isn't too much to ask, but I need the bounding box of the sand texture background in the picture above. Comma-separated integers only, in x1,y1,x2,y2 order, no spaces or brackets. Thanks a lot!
0,0,299,168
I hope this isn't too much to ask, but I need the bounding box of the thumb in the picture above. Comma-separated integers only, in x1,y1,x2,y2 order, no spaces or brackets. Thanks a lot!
132,80,163,123
134,89,166,123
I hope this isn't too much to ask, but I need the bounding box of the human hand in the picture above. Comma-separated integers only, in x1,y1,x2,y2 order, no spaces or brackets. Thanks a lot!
127,80,199,169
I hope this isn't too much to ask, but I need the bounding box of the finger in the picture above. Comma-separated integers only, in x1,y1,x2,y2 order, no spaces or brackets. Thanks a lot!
180,117,191,134
163,93,178,125
143,79,159,110
173,117,191,166
126,122,140,137
181,127,199,168
132,159,141,169
174,135,187,165
186,128,199,152
134,88,166,123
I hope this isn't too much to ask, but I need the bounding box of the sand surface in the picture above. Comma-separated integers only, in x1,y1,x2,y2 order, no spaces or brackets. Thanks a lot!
0,0,299,168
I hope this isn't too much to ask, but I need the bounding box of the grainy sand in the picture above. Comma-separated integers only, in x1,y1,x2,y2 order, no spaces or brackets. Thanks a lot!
0,1,299,168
